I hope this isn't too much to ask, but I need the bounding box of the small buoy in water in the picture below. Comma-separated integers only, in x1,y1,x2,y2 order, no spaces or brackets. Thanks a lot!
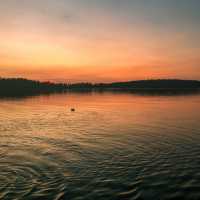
71,108,75,112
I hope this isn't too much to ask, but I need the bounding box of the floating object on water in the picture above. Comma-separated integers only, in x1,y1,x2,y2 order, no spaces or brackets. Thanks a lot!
71,108,75,112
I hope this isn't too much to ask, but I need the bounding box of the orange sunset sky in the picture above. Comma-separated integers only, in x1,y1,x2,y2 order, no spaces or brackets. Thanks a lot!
0,0,200,82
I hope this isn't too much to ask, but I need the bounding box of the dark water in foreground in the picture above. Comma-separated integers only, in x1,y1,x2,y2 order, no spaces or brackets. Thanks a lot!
0,92,200,200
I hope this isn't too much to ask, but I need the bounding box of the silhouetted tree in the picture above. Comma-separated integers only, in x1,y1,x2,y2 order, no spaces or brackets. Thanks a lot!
0,78,199,97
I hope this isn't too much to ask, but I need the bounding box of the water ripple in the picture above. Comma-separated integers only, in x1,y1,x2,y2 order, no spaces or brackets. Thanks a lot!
0,93,200,199
0,151,69,200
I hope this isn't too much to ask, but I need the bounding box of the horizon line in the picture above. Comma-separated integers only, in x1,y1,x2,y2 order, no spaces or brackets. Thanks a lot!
1,77,200,85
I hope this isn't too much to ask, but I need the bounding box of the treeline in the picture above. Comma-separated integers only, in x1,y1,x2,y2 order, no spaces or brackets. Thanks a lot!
100,79,200,90
0,78,200,97
68,79,200,91
0,78,66,97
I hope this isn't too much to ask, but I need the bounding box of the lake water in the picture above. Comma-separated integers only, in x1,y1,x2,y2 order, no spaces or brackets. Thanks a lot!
0,92,200,200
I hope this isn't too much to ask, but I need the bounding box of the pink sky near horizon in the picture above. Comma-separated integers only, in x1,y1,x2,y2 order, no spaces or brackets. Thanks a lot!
0,0,200,82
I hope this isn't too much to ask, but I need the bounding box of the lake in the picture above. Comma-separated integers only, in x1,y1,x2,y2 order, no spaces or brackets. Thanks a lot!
0,92,200,200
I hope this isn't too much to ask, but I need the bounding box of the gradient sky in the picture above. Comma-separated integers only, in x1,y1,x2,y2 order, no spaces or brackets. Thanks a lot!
0,0,200,82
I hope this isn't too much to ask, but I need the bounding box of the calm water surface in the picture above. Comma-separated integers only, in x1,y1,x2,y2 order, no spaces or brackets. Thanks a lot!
0,92,200,200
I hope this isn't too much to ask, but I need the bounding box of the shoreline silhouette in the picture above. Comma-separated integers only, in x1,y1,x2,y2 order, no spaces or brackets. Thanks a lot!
0,78,200,97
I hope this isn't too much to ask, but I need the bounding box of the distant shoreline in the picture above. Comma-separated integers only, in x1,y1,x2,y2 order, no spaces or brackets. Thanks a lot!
0,78,200,97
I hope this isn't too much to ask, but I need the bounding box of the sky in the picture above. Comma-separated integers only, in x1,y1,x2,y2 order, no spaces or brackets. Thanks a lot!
0,0,200,82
